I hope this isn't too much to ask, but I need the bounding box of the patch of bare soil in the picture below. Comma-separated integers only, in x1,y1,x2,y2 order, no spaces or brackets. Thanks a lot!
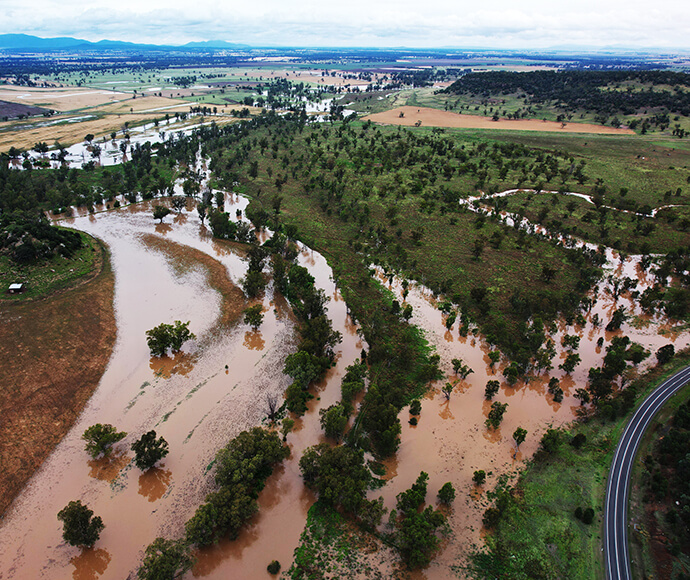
364,106,636,135
0,242,115,515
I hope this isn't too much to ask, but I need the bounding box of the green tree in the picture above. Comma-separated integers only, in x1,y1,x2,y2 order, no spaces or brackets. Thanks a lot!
486,402,508,429
300,443,371,514
396,506,446,569
152,205,171,223
319,404,348,441
137,537,194,580
397,472,429,514
57,500,104,548
657,344,675,364
82,423,127,458
451,359,474,380
132,431,169,470
243,304,264,330
146,321,195,357
442,381,455,400
484,380,500,400
284,350,322,388
197,202,208,224
559,353,581,373
280,418,294,441
214,428,289,491
487,350,501,369
437,482,456,504
171,195,186,213
241,270,266,298
540,428,562,453
513,427,527,448
473,470,486,485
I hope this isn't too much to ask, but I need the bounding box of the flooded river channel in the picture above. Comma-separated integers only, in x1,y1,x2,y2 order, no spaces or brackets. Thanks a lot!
0,194,363,579
0,183,688,579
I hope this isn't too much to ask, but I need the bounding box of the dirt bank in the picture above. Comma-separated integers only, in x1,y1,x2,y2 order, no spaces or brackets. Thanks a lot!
363,106,636,135
0,240,116,515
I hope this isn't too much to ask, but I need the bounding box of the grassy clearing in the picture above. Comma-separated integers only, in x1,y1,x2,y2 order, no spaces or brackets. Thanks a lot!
494,190,689,254
0,230,100,301
469,350,690,580
401,85,690,137
288,500,402,580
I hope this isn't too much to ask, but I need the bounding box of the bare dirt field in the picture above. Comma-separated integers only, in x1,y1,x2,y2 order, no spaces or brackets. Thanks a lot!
0,100,50,119
0,85,129,111
364,106,636,134
0,241,115,516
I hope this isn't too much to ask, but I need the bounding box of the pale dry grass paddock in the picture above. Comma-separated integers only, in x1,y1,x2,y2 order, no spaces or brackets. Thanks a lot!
0,85,129,111
364,105,636,134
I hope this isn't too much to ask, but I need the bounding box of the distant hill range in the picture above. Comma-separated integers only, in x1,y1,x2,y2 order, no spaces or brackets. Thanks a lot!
0,34,249,52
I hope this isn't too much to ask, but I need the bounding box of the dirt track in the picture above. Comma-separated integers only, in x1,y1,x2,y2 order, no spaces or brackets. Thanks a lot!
0,241,115,516
364,106,636,134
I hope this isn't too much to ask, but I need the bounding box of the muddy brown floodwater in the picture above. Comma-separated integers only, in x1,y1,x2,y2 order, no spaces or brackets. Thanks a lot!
1,183,688,580
0,193,363,580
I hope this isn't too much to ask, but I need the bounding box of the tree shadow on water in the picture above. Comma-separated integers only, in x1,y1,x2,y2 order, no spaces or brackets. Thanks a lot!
70,547,111,580
138,467,172,502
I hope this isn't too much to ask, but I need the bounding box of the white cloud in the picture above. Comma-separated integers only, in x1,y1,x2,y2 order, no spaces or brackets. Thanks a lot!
2,0,689,48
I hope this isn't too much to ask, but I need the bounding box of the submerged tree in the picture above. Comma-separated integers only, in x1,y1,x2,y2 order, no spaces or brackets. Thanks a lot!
137,537,194,580
486,402,508,429
132,431,169,470
146,321,195,357
57,500,104,548
82,423,127,458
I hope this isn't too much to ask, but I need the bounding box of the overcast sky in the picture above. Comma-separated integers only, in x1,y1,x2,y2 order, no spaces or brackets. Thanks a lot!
2,0,689,49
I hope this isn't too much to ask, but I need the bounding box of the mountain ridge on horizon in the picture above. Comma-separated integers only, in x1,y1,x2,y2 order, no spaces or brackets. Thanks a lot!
0,33,687,55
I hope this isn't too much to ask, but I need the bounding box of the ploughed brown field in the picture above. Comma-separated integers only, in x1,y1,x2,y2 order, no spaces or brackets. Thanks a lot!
364,105,636,134
0,241,116,516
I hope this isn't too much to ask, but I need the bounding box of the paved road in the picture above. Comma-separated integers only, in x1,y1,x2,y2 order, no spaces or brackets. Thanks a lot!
604,365,690,580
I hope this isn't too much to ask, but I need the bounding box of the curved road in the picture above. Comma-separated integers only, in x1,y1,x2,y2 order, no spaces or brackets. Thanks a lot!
604,365,690,579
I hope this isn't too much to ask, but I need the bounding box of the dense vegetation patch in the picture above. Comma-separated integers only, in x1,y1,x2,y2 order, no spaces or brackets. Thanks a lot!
445,70,690,122
640,396,690,575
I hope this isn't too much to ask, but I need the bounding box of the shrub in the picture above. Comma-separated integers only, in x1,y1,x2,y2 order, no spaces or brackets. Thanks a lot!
267,560,281,575
473,470,486,485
